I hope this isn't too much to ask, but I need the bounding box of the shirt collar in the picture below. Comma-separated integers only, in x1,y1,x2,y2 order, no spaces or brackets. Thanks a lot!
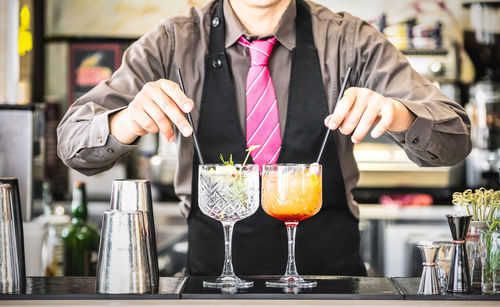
223,0,296,51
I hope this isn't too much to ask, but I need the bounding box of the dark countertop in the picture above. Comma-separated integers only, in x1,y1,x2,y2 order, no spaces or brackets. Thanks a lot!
393,277,500,301
182,276,402,300
0,277,185,300
0,276,499,301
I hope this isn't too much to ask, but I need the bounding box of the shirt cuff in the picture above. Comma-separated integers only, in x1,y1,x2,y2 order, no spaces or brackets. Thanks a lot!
75,134,139,164
387,98,434,151
87,106,127,148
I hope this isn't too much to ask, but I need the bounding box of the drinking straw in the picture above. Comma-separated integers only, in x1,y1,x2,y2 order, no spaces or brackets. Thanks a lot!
315,66,353,164
176,68,205,164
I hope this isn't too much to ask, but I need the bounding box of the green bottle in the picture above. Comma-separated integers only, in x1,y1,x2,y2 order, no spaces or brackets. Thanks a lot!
62,181,99,276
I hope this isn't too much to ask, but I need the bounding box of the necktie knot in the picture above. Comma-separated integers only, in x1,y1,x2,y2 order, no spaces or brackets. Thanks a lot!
238,36,278,66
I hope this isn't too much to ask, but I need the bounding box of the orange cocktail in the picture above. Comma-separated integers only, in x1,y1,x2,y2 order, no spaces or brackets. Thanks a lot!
261,168,322,222
261,164,322,289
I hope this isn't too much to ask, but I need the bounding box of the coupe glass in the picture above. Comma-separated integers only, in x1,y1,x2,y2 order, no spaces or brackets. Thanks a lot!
261,163,322,288
198,164,260,288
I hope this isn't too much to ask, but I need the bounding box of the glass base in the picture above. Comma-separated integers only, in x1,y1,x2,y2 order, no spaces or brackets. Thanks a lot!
265,275,317,288
203,275,253,289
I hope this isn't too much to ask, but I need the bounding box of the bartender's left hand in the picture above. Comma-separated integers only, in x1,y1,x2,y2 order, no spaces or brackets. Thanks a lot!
324,87,416,143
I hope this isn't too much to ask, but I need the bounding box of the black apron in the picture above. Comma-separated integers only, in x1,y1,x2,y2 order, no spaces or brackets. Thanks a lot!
187,0,366,277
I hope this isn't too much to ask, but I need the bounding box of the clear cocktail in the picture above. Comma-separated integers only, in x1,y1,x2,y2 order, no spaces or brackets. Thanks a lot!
198,164,260,288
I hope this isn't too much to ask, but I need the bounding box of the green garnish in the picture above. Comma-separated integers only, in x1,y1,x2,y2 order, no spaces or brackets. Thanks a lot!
218,145,261,210
219,145,261,173
219,154,234,166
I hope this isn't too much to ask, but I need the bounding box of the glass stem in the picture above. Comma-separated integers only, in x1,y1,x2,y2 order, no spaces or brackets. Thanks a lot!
284,222,299,278
221,221,236,277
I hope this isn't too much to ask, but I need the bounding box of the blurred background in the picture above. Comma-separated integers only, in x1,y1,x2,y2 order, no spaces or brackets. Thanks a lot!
1,0,499,279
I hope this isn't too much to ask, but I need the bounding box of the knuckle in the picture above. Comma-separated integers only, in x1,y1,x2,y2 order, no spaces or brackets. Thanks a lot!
155,113,168,124
339,124,352,135
165,80,179,92
143,82,154,91
143,121,157,132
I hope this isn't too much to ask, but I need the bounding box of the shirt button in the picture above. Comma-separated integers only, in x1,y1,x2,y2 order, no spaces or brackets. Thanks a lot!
211,17,220,28
212,58,222,69
399,139,406,144
412,137,419,144
98,136,103,143
107,148,114,153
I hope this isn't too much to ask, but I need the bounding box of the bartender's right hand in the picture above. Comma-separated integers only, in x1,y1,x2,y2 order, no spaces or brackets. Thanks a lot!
109,79,194,144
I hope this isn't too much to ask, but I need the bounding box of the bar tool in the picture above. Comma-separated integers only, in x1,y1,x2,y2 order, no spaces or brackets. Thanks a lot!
417,243,440,295
0,184,25,293
109,179,159,291
0,178,26,290
446,214,472,293
96,210,151,294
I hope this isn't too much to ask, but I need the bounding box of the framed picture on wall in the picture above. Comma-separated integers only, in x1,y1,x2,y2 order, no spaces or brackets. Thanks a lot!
68,43,122,106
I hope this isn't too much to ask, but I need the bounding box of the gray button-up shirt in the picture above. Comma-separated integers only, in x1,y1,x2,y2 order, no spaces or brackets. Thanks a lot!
57,0,472,218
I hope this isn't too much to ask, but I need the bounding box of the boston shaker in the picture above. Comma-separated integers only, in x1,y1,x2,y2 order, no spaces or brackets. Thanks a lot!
109,179,159,290
96,210,151,294
0,178,26,291
0,183,25,293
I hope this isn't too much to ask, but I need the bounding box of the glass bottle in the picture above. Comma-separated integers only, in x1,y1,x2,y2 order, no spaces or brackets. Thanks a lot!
41,182,69,276
61,181,99,276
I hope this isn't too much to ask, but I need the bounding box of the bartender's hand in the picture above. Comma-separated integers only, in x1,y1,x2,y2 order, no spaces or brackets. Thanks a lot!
324,87,416,143
109,79,194,144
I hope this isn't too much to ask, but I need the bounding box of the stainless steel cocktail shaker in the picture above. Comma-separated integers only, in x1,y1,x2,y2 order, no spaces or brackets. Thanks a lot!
109,180,159,290
96,210,151,294
0,183,25,293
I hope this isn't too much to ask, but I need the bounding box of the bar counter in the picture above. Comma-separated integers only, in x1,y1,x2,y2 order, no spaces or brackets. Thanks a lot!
1,276,499,306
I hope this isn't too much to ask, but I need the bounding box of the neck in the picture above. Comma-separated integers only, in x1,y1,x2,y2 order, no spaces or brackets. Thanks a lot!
229,0,291,36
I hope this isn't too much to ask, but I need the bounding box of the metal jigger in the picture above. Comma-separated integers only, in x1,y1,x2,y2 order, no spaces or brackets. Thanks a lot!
0,184,25,293
417,243,440,295
109,180,159,291
446,214,472,293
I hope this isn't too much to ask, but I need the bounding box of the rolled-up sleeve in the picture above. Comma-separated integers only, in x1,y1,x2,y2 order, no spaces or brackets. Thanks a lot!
57,22,172,175
351,19,472,166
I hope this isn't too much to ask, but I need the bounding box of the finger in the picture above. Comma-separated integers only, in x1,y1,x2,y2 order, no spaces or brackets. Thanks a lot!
143,101,175,140
134,108,159,134
324,115,333,127
158,79,194,113
147,86,193,137
371,103,395,139
328,87,357,129
338,94,369,135
351,100,382,143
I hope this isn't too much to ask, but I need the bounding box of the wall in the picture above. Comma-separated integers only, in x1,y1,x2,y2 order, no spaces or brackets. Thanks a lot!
45,0,209,38
44,0,474,106
44,0,473,38
1,0,20,103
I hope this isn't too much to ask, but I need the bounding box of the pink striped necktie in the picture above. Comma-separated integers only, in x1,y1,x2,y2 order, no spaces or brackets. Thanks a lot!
238,36,281,167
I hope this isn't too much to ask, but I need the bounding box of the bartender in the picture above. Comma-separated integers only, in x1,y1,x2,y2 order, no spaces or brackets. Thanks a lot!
57,0,471,276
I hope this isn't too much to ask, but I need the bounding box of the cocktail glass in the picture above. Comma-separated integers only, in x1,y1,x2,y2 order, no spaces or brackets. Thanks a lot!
198,164,260,288
261,164,322,288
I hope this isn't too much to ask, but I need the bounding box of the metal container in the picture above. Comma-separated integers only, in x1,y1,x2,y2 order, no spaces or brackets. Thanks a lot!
0,178,25,286
446,214,472,293
0,183,25,293
417,243,440,295
0,104,45,222
96,210,151,294
109,179,159,290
